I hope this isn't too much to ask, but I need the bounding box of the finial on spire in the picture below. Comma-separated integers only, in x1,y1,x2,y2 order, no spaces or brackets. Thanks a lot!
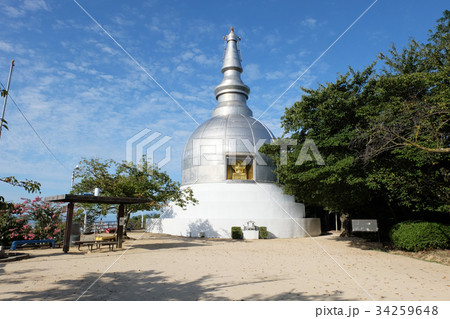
213,27,252,117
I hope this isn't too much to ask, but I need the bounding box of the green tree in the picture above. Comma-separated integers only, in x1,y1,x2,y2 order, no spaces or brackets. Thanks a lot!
1,176,41,211
263,66,381,234
0,176,41,194
365,11,449,157
358,11,449,215
71,157,197,235
261,11,450,235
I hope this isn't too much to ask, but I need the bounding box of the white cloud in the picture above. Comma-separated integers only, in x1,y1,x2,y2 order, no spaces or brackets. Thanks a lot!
244,63,262,81
193,54,215,66
3,0,49,18
156,30,179,50
98,44,118,55
3,6,23,18
23,0,49,11
0,40,35,55
266,33,280,46
181,51,195,61
100,74,114,81
175,65,191,73
266,71,285,80
112,15,135,27
0,41,14,52
301,18,318,29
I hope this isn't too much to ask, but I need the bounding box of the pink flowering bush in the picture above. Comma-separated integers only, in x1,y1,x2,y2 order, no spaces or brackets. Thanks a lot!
0,197,64,246
0,204,31,245
20,197,64,241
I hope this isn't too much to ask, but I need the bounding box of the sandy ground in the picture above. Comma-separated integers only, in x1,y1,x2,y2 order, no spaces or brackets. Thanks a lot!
0,232,449,301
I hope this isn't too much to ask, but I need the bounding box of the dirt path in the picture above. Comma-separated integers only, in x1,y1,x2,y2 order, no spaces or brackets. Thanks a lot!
1,232,448,300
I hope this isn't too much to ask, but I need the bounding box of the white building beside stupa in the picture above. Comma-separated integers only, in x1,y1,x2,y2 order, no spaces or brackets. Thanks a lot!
147,28,321,238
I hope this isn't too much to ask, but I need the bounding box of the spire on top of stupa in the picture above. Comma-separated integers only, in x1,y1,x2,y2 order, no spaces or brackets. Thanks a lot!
220,26,243,73
212,27,252,117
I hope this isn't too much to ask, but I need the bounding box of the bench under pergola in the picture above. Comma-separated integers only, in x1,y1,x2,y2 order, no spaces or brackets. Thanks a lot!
45,194,151,253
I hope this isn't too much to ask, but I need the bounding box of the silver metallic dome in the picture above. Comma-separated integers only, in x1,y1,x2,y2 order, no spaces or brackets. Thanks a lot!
181,27,277,186
182,114,276,185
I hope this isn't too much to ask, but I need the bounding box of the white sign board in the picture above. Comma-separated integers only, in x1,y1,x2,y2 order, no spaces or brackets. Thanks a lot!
352,219,378,232
119,217,125,226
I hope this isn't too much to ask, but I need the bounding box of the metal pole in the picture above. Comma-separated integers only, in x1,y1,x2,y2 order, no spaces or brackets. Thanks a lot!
71,171,75,189
71,165,79,190
0,60,15,139
83,209,87,232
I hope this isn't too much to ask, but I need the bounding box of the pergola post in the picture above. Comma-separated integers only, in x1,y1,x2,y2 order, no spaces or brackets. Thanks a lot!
63,202,74,253
46,194,150,253
117,203,125,248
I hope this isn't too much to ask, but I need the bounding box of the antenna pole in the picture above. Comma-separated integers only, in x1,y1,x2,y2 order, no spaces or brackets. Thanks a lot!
0,59,15,139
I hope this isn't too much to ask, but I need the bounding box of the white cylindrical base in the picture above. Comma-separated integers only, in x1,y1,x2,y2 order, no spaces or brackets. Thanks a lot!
147,182,321,238
147,217,321,238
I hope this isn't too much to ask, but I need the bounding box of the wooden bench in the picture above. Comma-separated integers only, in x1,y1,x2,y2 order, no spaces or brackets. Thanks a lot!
72,240,118,252
100,241,118,251
73,240,97,252
10,239,55,251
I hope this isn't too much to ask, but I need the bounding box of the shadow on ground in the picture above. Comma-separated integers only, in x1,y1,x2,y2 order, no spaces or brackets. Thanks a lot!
126,236,248,252
328,235,384,251
244,290,352,301
1,267,350,301
129,241,208,251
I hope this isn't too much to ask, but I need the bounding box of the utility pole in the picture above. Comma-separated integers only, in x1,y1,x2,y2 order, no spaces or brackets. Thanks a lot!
0,60,15,140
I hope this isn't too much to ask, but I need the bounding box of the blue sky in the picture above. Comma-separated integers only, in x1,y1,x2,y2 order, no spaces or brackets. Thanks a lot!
0,0,448,204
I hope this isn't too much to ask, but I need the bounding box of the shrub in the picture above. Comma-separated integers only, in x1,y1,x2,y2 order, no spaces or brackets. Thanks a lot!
0,211,25,246
389,221,450,252
231,226,243,239
21,197,64,242
0,204,33,246
0,197,65,246
259,226,268,239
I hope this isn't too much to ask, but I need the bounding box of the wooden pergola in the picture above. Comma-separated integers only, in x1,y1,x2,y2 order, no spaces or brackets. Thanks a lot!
45,194,151,253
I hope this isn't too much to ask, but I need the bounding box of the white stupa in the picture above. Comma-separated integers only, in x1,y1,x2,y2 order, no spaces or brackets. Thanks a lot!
147,28,321,238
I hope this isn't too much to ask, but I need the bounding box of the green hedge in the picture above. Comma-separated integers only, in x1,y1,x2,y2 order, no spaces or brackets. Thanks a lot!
389,221,450,252
231,226,243,239
259,226,268,239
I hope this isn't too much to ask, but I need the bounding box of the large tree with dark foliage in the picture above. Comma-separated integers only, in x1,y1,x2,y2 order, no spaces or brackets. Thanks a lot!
261,11,449,236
